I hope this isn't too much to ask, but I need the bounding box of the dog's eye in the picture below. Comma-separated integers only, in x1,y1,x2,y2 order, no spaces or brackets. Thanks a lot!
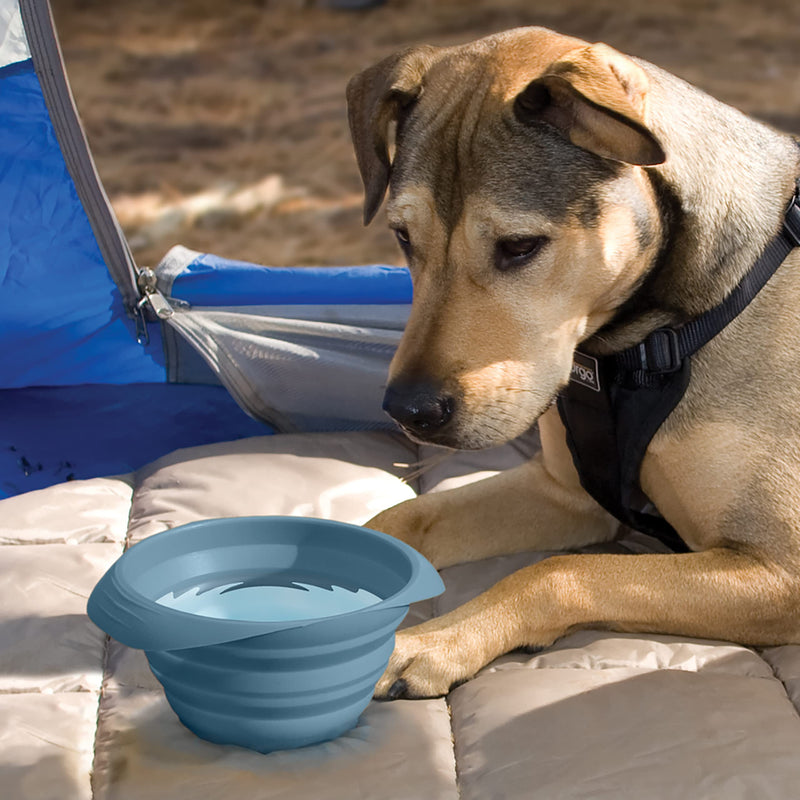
495,236,549,272
393,227,412,255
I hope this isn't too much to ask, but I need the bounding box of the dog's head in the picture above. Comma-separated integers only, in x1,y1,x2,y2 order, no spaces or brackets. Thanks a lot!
347,27,667,449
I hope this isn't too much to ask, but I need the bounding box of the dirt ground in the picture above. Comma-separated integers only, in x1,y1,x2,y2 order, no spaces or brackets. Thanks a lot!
51,0,800,271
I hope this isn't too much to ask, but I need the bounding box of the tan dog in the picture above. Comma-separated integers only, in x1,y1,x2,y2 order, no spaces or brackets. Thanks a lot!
346,27,800,700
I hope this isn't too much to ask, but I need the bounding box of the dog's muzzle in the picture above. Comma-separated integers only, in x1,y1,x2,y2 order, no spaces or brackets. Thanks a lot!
382,381,455,439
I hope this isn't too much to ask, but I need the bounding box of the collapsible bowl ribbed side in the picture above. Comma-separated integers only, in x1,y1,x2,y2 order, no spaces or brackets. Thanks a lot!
145,604,407,752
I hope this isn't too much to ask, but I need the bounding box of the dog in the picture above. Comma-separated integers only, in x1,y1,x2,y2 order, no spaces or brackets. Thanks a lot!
346,26,800,700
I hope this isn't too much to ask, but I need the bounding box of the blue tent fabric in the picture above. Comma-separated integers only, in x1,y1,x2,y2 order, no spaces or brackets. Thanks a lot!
167,254,412,307
0,383,270,499
0,58,165,388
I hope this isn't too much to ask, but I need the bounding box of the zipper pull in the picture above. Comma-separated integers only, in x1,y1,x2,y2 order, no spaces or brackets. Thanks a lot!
136,267,174,320
135,267,173,346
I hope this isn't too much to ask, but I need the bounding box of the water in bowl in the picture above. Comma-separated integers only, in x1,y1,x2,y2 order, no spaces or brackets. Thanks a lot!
156,575,383,622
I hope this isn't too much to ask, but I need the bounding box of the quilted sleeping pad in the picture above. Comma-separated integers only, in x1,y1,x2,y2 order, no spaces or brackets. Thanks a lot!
4,429,800,800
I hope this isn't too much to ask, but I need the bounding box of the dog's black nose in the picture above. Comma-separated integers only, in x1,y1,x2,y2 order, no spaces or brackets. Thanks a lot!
383,381,455,436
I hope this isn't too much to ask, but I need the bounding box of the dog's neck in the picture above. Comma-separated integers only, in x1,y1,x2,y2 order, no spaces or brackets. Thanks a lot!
589,61,800,355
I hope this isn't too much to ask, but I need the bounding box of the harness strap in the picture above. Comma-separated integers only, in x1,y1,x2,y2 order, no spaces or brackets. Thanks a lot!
558,180,800,551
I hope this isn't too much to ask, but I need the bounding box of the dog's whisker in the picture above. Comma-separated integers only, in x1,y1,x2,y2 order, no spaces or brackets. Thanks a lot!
394,449,458,484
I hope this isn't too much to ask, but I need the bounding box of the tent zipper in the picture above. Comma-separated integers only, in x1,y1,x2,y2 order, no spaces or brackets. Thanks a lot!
135,268,173,345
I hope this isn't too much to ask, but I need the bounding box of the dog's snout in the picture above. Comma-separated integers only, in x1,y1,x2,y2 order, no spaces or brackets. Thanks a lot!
383,381,455,437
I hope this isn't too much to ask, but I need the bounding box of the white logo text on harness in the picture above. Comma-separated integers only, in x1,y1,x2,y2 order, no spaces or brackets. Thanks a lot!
569,352,601,392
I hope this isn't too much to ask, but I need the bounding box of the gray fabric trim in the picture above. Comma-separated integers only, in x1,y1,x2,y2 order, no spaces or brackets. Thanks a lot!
161,320,221,386
154,245,202,297
190,303,411,329
19,0,140,309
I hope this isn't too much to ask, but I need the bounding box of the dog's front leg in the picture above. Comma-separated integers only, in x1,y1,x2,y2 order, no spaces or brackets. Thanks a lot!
366,408,619,568
376,548,800,698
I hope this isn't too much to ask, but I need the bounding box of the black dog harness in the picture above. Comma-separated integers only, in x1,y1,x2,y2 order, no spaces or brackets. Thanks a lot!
557,184,800,552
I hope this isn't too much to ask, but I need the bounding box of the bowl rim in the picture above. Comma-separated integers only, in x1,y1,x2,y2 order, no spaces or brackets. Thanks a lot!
87,515,445,651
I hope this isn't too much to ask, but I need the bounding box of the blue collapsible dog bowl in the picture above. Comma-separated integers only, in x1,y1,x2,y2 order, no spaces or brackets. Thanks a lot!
87,516,444,752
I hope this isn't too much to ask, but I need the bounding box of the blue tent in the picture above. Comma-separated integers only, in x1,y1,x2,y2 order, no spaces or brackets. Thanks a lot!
0,0,411,498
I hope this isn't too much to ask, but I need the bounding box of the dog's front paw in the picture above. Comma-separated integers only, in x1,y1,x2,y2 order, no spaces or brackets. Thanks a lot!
364,497,432,555
374,623,483,699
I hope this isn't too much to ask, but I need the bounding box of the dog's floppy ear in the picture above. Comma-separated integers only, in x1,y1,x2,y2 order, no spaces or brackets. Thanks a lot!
515,43,666,166
347,46,437,224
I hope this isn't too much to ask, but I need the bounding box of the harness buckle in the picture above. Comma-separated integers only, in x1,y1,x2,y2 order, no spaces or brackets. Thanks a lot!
783,185,800,248
638,327,682,373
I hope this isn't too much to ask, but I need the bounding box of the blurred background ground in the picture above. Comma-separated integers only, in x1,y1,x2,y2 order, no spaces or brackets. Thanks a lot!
51,0,800,270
